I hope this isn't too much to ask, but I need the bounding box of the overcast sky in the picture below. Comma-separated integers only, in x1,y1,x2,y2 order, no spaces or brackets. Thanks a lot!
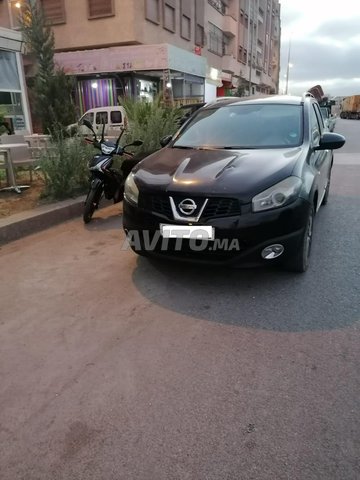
279,0,360,97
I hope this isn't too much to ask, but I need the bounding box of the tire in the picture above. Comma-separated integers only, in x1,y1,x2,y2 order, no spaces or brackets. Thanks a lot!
322,168,332,206
83,183,103,224
285,206,314,273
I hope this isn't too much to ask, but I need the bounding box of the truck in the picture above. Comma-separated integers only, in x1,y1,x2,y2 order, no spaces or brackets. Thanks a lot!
340,95,360,119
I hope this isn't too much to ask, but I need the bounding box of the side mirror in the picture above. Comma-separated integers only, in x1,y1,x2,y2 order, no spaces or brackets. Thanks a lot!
160,135,172,147
315,132,345,151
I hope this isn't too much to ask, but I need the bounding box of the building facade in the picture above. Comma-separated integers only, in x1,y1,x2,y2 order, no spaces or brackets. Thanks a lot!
1,0,281,118
0,2,32,133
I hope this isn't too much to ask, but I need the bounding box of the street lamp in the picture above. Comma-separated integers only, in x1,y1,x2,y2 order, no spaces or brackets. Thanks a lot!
285,37,293,95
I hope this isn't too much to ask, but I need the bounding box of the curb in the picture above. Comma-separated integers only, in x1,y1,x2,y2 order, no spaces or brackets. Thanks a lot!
0,195,86,245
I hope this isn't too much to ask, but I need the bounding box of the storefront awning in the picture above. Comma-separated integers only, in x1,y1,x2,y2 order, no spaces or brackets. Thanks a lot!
55,44,206,79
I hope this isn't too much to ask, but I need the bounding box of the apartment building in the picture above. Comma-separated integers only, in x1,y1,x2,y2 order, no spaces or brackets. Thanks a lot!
1,0,280,119
0,2,32,133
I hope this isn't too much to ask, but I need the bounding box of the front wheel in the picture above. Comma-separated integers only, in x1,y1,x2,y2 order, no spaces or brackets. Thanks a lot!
83,183,103,224
285,206,314,273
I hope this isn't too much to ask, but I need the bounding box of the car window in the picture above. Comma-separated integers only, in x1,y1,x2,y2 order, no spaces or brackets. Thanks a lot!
314,104,325,132
110,110,122,124
320,107,329,119
173,104,303,149
96,112,108,125
80,112,94,124
310,105,321,144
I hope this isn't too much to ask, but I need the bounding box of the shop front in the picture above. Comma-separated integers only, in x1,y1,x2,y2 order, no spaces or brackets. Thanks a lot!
217,72,237,98
55,44,207,115
0,27,31,134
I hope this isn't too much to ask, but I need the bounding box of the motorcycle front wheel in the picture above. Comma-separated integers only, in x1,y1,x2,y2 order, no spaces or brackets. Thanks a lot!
83,182,103,224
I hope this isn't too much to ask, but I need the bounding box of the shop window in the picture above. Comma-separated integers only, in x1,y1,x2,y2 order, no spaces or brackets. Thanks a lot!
163,3,175,33
145,0,160,24
0,92,12,105
181,15,191,40
41,0,66,24
88,0,114,20
110,111,122,124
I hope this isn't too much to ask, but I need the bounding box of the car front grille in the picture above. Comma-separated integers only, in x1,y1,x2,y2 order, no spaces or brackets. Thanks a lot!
139,194,241,220
204,198,241,218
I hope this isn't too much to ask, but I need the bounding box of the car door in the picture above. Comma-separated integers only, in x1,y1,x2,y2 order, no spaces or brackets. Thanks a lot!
108,109,123,137
310,103,331,210
95,111,108,136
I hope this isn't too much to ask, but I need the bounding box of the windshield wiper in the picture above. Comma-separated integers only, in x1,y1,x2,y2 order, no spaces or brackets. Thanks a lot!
172,145,193,149
213,146,257,150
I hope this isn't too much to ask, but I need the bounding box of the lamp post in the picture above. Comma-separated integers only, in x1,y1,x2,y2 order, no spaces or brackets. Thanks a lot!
285,37,292,95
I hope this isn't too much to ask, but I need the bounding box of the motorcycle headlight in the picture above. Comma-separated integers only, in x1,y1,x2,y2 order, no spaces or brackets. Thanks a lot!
252,176,302,212
124,173,139,206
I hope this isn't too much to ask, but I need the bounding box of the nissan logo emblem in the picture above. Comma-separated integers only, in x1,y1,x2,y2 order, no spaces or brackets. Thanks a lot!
178,198,197,216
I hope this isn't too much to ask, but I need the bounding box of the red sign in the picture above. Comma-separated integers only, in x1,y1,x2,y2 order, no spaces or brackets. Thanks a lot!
194,46,202,56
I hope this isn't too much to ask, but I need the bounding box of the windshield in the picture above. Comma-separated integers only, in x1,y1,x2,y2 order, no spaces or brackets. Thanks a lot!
172,104,303,149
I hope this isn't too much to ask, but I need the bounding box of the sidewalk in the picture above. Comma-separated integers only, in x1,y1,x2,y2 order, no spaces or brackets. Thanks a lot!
0,195,87,245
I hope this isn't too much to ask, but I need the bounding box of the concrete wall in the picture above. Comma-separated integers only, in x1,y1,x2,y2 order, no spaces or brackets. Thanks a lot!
52,0,137,51
0,1,11,29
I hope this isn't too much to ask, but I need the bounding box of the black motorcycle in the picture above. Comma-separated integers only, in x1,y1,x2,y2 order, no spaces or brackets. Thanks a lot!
82,119,142,223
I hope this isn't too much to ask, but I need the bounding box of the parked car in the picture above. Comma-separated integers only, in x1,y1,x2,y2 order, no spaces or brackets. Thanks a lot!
123,94,345,272
67,106,127,137
320,106,336,132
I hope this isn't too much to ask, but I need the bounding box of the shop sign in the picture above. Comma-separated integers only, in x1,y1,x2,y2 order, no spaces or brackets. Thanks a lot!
55,44,169,75
14,116,25,130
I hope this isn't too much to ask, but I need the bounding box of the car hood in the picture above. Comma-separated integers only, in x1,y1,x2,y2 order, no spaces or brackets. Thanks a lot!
133,147,303,203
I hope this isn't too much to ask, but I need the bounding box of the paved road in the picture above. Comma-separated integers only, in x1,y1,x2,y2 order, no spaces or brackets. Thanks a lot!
0,119,359,480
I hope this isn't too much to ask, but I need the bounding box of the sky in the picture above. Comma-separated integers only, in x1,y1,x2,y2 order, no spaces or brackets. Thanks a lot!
279,0,360,97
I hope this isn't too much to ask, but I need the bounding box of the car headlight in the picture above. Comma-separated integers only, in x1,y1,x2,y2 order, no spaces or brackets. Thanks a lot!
124,173,139,205
252,176,302,212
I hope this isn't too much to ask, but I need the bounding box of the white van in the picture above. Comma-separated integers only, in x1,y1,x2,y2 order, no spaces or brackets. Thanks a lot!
68,106,127,137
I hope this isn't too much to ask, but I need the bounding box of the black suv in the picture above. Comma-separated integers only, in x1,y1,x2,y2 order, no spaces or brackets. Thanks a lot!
123,94,345,272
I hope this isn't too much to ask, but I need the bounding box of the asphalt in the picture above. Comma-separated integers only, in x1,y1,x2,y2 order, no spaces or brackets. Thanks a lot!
0,119,359,480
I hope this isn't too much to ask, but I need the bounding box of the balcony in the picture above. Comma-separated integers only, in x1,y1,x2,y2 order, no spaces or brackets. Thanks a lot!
223,15,237,37
222,54,239,75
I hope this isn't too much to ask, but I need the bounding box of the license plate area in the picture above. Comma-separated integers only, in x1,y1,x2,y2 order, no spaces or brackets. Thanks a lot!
160,224,215,241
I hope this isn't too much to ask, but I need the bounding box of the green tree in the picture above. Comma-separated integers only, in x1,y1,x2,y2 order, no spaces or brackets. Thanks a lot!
19,0,76,135
121,96,181,157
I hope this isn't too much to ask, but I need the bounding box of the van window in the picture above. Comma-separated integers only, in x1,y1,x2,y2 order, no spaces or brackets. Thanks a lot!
81,112,94,124
110,110,122,124
96,112,108,125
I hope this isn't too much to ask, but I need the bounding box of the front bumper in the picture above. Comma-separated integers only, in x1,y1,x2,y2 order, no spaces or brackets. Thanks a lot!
122,198,311,267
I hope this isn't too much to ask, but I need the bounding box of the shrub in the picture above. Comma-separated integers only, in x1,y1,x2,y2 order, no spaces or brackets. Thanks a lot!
39,134,92,200
121,97,182,156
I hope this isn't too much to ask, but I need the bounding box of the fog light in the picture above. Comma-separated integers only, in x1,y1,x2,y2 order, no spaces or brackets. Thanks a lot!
261,244,284,260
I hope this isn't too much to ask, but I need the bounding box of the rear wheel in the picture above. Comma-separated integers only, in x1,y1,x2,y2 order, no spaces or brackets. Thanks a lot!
285,206,314,273
83,184,103,224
